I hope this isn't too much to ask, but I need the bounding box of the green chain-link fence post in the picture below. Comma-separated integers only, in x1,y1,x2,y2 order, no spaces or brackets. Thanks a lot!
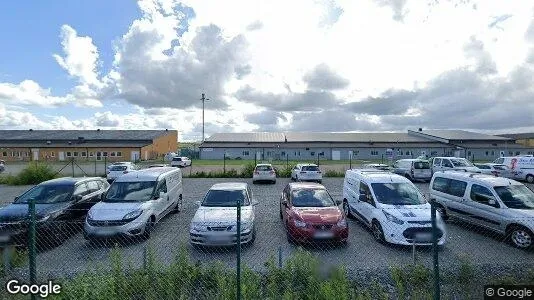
28,198,36,300
431,199,440,300
236,193,241,300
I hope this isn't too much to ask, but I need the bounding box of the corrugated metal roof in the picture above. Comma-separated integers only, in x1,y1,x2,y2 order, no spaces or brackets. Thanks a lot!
200,142,445,148
498,133,534,140
205,132,285,143
284,132,429,143
0,130,175,141
0,141,152,148
450,142,533,149
413,130,511,141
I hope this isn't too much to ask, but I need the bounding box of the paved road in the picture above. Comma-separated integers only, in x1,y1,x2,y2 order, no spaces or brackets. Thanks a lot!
2,178,533,279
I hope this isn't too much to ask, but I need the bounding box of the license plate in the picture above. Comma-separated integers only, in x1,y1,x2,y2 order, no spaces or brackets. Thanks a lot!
414,232,432,241
314,231,334,239
208,236,229,242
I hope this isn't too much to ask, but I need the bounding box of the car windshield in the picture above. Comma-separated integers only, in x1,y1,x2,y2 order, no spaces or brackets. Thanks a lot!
414,161,430,169
104,181,156,202
302,166,319,171
451,159,474,167
371,183,426,205
494,185,534,209
15,184,73,204
291,189,336,207
202,190,249,207
110,165,127,171
256,165,272,171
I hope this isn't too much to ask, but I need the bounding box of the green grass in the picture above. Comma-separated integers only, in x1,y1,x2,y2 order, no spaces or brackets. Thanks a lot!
0,162,57,185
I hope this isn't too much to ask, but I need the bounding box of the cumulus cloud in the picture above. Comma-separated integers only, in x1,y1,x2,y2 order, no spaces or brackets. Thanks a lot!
374,0,407,22
0,80,68,107
246,20,263,31
303,64,350,91
463,36,497,75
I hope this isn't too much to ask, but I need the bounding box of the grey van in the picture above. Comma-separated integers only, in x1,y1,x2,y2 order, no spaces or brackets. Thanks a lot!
392,159,432,182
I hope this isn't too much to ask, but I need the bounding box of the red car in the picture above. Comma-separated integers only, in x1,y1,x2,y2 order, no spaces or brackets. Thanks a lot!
279,182,348,245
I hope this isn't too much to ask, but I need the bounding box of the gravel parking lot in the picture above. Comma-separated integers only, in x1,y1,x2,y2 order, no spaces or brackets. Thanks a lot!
2,178,534,279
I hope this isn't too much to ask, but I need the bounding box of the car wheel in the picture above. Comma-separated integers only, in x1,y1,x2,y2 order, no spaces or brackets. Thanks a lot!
435,204,449,221
272,180,276,184
172,195,182,213
371,221,386,244
342,200,354,219
279,207,283,219
317,180,322,184
526,174,534,184
143,218,155,240
509,226,533,249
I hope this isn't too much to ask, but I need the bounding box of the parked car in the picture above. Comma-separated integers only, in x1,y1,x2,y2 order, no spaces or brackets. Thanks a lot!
106,161,134,171
0,177,109,246
362,163,390,171
280,182,347,245
493,156,534,183
431,157,480,174
430,171,534,249
189,182,257,246
392,159,432,182
474,163,514,178
170,156,192,168
291,164,322,183
84,167,183,241
107,164,137,182
342,169,447,246
0,160,4,173
252,163,276,184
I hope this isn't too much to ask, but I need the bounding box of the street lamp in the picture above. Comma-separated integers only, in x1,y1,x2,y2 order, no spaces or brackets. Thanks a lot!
201,93,210,143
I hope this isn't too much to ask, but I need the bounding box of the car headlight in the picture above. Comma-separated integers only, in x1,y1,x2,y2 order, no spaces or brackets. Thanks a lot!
123,210,143,220
382,210,404,225
240,222,253,232
337,218,347,228
294,220,307,228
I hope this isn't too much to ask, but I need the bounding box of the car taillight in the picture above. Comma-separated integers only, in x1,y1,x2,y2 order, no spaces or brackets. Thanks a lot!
270,171,275,175
317,171,321,174
254,171,259,175
107,171,110,174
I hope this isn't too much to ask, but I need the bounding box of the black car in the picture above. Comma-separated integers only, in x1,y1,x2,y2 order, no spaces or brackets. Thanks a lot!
0,177,109,247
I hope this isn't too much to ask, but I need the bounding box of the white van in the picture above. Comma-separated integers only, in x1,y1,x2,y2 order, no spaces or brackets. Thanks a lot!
342,169,447,246
431,157,480,174
84,167,183,241
493,156,534,183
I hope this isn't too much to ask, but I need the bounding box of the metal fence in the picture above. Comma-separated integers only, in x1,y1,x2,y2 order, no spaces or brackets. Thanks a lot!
2,179,534,299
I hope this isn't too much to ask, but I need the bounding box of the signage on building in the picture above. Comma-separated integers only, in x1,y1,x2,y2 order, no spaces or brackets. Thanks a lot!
203,148,213,152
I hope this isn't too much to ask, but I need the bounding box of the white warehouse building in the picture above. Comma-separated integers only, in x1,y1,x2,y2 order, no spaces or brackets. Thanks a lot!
199,129,533,161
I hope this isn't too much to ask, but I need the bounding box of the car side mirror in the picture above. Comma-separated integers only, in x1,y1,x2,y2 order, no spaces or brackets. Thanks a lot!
281,199,288,206
488,198,497,206
335,199,342,205
252,200,259,206
195,200,201,207
359,194,367,202
74,195,83,202
159,191,166,199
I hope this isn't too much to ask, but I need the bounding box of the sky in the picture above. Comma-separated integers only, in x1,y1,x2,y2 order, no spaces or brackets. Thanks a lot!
1,0,533,142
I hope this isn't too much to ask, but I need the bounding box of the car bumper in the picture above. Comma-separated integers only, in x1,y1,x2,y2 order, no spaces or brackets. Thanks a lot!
297,175,322,181
253,175,276,181
189,229,254,246
0,222,65,245
287,225,348,242
383,224,447,246
84,218,148,239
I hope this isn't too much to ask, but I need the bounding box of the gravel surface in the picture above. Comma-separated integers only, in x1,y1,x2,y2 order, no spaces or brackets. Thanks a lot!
1,178,534,281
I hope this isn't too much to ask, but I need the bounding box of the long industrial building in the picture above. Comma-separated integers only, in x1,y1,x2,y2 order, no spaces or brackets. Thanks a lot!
0,129,178,162
200,129,533,160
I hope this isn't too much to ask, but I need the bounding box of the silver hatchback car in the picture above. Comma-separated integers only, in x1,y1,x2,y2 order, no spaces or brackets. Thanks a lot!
430,171,534,249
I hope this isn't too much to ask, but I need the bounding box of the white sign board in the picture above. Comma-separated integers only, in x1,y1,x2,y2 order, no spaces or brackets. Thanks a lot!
203,148,213,152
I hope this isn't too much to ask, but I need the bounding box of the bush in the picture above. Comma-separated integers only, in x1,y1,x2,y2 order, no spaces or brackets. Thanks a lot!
276,165,293,178
1,162,56,185
324,170,345,177
240,162,256,178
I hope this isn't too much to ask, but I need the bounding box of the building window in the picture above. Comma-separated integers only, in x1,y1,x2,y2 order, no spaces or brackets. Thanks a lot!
371,150,379,156
281,151,286,156
89,152,94,157
515,151,520,155
305,148,310,151
116,151,122,157
405,151,411,156
485,151,489,156
353,150,359,156
110,152,116,157
467,151,471,157
529,151,533,155
73,152,78,157
491,151,495,156
50,152,55,157
103,152,108,157
431,151,438,156
295,151,301,156
509,151,513,156
81,152,86,157
311,152,315,156
399,150,403,155
243,151,250,156
66,152,72,157
1,152,6,157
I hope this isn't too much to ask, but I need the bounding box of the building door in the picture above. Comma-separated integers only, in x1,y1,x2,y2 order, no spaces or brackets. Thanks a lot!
145,151,148,160
32,149,39,161
131,151,140,161
332,151,340,161
96,152,102,161
59,152,65,161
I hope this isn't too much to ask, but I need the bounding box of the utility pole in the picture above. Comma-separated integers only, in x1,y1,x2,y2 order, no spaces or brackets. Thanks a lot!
201,93,210,143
